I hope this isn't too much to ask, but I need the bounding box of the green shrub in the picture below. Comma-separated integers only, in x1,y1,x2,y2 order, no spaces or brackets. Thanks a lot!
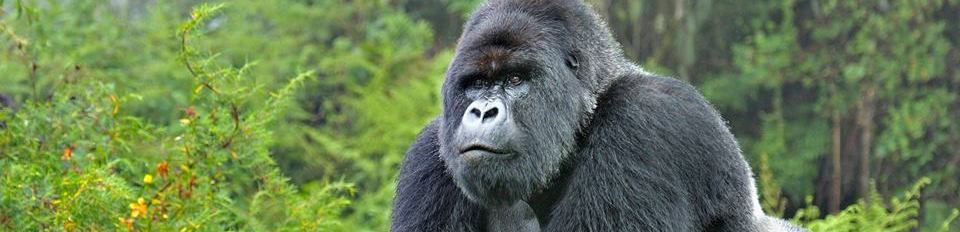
790,178,940,232
0,4,351,231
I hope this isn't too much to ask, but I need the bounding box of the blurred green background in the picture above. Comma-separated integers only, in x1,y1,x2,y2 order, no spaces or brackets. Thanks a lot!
0,0,957,231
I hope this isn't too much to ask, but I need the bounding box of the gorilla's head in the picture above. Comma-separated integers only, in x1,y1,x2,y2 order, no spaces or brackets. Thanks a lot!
437,0,632,208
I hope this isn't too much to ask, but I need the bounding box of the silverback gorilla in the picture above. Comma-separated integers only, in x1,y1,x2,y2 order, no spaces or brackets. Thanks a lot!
392,0,806,231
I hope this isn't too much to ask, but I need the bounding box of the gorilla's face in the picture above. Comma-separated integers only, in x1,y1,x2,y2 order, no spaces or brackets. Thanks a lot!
438,11,592,208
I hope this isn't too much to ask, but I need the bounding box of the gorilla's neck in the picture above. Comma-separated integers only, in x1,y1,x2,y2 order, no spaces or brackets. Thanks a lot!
526,155,577,226
488,201,540,232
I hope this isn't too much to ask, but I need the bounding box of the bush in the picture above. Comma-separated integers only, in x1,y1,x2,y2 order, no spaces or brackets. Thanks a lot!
2,0,451,230
0,4,351,231
792,178,958,232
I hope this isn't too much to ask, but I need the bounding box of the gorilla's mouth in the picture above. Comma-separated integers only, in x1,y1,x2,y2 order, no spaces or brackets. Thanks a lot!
460,144,509,158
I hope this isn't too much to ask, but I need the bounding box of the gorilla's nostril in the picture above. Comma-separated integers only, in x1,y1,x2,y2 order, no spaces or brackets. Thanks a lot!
482,107,499,122
463,100,504,125
470,108,483,118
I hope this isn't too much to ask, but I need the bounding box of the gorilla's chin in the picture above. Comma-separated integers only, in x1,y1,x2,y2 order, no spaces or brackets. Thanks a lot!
444,149,545,208
454,167,536,208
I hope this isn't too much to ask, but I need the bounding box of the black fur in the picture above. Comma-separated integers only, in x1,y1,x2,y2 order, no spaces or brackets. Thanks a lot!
392,0,805,231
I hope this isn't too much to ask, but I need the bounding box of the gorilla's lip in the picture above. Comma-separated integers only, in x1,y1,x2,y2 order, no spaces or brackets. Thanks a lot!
459,144,509,158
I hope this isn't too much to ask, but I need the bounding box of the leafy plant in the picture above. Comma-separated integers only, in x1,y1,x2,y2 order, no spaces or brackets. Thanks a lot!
0,3,351,231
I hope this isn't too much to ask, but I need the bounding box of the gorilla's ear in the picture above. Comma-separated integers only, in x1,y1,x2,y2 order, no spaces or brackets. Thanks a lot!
565,54,580,70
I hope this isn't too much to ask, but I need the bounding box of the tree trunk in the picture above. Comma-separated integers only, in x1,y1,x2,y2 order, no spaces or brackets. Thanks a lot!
830,84,842,214
857,87,875,200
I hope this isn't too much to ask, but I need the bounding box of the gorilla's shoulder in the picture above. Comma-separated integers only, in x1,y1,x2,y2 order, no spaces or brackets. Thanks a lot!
588,72,732,148
598,72,713,114
396,119,445,186
392,119,460,230
404,119,441,158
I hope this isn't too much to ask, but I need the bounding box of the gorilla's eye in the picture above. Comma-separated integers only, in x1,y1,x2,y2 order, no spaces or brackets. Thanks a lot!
472,79,488,88
508,76,523,86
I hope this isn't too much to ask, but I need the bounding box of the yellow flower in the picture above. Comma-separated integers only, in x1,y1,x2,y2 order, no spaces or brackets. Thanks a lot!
129,198,147,218
143,174,154,185
61,147,73,161
64,220,75,230
111,95,119,115
119,217,134,230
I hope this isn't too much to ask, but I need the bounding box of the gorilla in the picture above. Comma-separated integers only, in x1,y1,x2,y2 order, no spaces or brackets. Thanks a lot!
392,0,805,231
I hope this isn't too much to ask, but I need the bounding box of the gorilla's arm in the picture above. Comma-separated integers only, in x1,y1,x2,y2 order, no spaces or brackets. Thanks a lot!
545,74,762,231
391,120,484,232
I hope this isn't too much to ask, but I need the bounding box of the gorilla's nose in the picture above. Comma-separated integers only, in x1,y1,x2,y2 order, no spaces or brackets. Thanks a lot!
462,99,506,130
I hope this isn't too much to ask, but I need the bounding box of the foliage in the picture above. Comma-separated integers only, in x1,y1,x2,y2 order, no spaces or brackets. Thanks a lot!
3,0,450,230
0,3,352,231
791,178,958,232
698,0,960,230
759,152,956,231
251,1,450,230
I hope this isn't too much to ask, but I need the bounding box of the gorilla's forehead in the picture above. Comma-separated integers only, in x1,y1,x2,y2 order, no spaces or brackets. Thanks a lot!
452,9,563,76
453,47,532,76
465,18,544,47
